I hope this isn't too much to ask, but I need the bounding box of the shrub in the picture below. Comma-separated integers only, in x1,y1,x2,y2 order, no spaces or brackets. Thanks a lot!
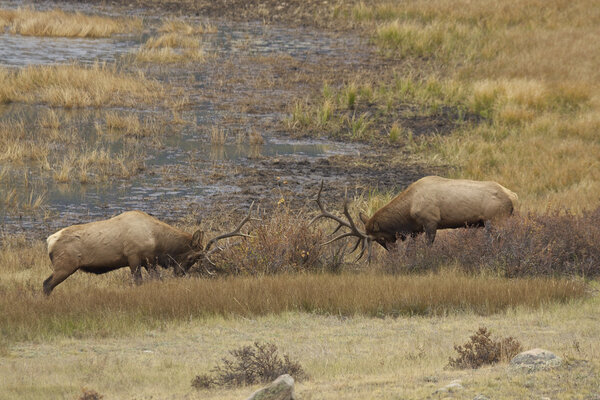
78,388,103,400
192,342,306,389
448,327,522,369
382,209,600,277
212,208,331,275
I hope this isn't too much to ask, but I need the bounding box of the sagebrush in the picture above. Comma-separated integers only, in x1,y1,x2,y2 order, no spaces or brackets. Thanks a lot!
448,327,523,369
78,388,103,400
191,341,306,389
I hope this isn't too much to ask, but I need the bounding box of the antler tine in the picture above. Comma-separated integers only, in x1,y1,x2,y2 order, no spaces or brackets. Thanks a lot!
321,231,357,246
204,202,255,252
309,180,353,229
341,196,368,240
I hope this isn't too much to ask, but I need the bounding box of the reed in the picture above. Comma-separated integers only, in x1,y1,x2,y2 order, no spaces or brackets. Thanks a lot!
210,126,226,145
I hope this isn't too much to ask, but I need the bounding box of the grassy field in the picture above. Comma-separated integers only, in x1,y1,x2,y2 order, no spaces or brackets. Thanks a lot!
1,0,600,399
1,290,598,399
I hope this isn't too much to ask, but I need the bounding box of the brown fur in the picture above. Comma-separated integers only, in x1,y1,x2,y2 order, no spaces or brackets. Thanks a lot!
44,211,203,295
359,176,518,247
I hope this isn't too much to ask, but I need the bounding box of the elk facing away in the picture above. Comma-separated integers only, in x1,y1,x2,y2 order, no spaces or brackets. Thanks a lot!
44,205,254,295
312,176,518,260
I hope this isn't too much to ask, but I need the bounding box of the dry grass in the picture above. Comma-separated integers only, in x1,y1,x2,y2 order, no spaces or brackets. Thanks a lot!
134,20,213,64
50,147,145,184
143,32,201,49
97,111,161,138
0,284,597,399
0,117,50,164
0,111,147,187
210,126,226,145
0,265,585,344
0,7,141,38
134,47,207,63
37,109,61,129
159,18,217,35
0,63,162,108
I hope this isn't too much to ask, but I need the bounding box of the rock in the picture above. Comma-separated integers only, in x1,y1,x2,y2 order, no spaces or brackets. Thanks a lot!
473,395,490,400
510,348,562,371
244,374,296,400
434,379,464,395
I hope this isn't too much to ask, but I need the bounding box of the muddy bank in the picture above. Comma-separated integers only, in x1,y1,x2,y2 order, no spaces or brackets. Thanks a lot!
59,0,357,27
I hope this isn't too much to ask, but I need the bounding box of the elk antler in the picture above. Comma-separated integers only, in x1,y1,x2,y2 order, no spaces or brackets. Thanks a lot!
204,202,256,253
201,202,257,268
310,181,373,262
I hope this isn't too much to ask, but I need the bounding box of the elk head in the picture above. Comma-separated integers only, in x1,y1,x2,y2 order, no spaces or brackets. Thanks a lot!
173,202,256,274
358,213,400,250
310,181,374,262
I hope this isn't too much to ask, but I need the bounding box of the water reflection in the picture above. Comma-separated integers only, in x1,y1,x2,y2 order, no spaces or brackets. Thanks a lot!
0,33,139,67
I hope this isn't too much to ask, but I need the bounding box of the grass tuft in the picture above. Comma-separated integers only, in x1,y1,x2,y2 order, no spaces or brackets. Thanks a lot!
0,63,162,108
0,7,140,38
159,18,217,35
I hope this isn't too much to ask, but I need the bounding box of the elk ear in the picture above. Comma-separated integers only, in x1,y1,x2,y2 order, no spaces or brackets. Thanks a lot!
359,212,369,225
191,230,204,249
372,221,380,232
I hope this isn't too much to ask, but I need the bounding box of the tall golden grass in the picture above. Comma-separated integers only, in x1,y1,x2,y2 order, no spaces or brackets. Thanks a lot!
0,63,162,108
0,7,141,38
0,270,585,343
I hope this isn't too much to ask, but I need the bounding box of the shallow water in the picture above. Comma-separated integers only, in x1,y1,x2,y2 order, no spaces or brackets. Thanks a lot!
0,2,365,238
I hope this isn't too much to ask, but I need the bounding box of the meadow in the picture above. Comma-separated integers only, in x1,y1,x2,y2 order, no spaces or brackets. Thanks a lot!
1,1,599,399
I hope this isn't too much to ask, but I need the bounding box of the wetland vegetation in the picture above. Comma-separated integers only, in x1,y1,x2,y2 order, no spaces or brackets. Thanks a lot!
1,0,599,399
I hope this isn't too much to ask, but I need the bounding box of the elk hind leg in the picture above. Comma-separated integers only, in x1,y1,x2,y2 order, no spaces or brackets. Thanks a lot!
43,268,76,295
43,253,80,295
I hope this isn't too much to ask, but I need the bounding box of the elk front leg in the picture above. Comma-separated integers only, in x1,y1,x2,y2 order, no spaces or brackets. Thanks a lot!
128,255,143,285
423,222,437,244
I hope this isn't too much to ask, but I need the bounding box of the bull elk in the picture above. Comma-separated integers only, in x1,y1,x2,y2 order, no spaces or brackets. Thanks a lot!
43,204,255,295
311,176,518,260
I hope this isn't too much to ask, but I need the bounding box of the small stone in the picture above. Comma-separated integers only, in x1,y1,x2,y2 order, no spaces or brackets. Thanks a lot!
445,382,464,392
245,374,295,400
473,395,490,400
434,380,464,395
